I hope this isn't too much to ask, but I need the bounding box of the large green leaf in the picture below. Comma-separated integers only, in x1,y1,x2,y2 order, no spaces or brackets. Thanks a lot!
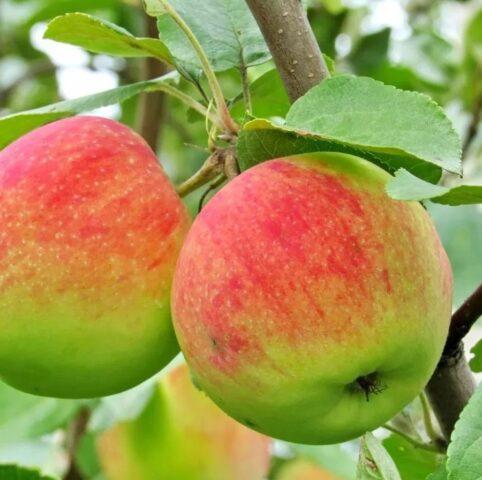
0,74,177,150
285,75,461,175
357,432,401,479
386,169,482,205
145,0,270,75
383,435,444,480
0,381,83,444
237,76,461,181
0,465,54,480
446,383,482,480
237,119,442,183
44,13,172,62
469,340,482,373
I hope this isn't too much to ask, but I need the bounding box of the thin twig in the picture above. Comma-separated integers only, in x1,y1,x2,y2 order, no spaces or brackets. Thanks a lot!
240,63,252,114
419,393,444,446
198,174,226,212
63,408,90,480
443,281,482,359
150,80,221,128
157,0,239,134
382,424,444,453
462,93,482,160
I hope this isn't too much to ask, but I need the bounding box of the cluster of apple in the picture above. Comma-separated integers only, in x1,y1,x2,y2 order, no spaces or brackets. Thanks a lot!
0,116,452,449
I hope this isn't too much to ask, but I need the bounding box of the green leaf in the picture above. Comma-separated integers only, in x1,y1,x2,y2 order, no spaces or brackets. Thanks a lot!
446,383,482,480
230,69,290,121
469,340,482,373
151,0,270,74
383,435,444,480
0,381,83,444
44,13,172,62
285,75,461,175
357,433,401,480
237,119,442,183
0,465,54,480
349,28,391,75
387,169,482,205
427,464,448,480
0,74,176,150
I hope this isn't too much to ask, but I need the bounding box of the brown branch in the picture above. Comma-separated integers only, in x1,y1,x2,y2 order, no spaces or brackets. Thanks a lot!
245,0,330,102
426,354,476,441
63,408,90,480
444,282,482,358
462,94,482,160
136,14,169,152
425,282,482,440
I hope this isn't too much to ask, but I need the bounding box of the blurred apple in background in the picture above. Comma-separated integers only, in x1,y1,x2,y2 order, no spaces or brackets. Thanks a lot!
97,363,271,480
276,459,342,480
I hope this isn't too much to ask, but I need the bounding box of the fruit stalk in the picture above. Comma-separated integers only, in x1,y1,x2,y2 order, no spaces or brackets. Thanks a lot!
245,0,331,102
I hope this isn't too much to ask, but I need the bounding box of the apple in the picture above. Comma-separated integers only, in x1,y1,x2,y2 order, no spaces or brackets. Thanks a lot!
276,459,341,480
97,363,271,480
0,116,190,398
172,152,452,444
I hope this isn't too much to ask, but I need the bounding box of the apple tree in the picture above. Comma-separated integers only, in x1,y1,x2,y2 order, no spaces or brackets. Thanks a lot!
0,0,481,479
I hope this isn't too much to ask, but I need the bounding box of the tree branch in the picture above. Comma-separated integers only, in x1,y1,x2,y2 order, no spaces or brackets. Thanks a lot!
137,14,169,152
63,408,90,480
425,282,481,440
462,94,482,160
426,353,476,441
444,282,482,359
245,0,330,102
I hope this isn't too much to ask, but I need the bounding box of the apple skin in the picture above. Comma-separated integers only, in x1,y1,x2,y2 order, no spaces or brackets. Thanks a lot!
0,116,190,398
276,459,341,480
172,152,452,444
97,363,271,480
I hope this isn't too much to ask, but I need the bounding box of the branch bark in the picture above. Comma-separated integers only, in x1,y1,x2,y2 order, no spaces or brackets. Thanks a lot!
63,408,90,480
137,14,168,152
462,94,482,160
245,0,330,102
425,282,482,440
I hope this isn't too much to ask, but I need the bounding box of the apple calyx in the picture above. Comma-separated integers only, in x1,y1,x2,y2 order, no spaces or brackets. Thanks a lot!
353,372,387,401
